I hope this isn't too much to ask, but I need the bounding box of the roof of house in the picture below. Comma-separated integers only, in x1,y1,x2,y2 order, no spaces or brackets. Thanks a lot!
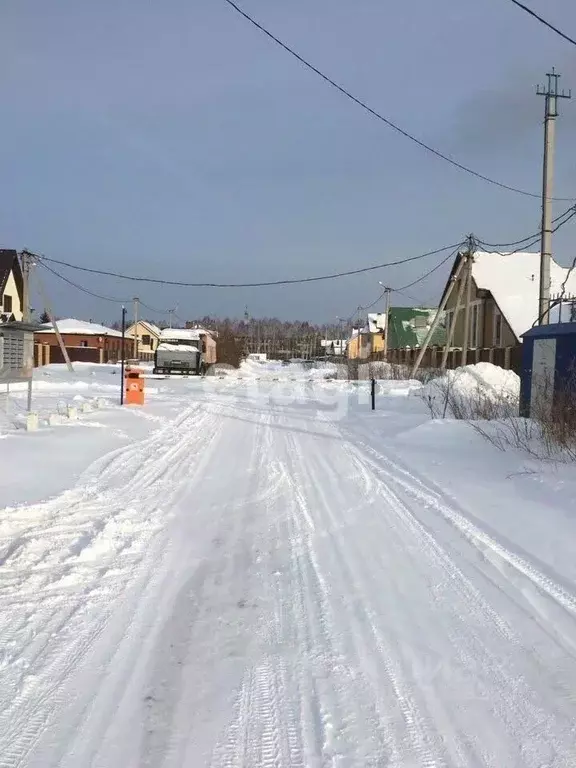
471,250,576,341
387,306,446,349
36,318,123,338
127,320,161,336
441,250,576,342
367,312,387,333
0,249,23,300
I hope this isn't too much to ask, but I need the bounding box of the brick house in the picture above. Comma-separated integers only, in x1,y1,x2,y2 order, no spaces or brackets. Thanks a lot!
441,250,576,350
35,318,125,366
0,249,23,323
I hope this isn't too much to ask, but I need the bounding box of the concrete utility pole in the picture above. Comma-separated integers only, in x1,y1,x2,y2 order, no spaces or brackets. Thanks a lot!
379,283,391,360
132,297,139,359
537,68,571,325
21,251,31,322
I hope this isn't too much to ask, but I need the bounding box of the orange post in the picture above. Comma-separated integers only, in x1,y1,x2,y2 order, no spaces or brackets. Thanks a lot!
124,367,145,406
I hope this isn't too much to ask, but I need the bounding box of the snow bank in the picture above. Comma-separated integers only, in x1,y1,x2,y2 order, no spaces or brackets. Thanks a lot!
419,363,520,419
422,363,520,401
237,359,338,381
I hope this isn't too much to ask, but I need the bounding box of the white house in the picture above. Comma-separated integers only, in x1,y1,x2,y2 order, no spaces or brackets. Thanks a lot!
0,250,23,323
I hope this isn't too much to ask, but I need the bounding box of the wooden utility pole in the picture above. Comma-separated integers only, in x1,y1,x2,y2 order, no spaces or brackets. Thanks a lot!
381,286,391,360
132,297,139,359
537,69,571,325
460,243,474,367
34,268,74,372
441,260,467,370
411,252,467,378
21,251,31,322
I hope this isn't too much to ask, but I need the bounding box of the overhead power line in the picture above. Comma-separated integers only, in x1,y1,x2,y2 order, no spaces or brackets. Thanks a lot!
394,247,461,292
38,261,131,304
139,300,173,315
505,0,576,47
477,207,576,258
352,206,576,321
221,0,574,201
30,243,462,288
345,243,465,322
477,203,576,249
39,261,175,316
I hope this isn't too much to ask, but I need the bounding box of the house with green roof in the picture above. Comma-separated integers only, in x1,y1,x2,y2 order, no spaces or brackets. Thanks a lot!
387,307,446,349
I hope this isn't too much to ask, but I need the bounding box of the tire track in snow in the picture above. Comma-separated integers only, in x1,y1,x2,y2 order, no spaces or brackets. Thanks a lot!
340,434,576,766
0,404,223,768
353,437,576,626
279,422,442,768
208,411,307,768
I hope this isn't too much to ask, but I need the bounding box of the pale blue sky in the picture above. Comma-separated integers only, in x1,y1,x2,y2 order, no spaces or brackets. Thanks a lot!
2,0,576,324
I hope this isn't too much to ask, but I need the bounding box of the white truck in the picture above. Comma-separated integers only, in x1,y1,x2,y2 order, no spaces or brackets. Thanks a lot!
153,328,206,376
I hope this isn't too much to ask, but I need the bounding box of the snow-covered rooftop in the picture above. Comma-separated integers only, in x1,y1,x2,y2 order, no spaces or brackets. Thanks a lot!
159,327,202,341
36,319,123,338
129,320,161,336
472,251,576,341
367,313,387,333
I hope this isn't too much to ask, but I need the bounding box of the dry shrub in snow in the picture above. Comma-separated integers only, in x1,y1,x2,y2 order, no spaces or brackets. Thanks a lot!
421,362,576,462
420,363,520,421
529,367,576,461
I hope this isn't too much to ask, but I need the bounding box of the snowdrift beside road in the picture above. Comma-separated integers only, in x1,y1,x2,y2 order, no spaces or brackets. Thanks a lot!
419,363,520,418
235,359,339,380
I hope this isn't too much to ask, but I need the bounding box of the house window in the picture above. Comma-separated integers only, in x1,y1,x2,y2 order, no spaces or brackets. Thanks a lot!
3,294,12,312
142,334,151,346
469,304,479,348
493,310,503,347
79,340,88,348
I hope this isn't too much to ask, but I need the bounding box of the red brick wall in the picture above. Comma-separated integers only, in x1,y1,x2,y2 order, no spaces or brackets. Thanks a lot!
34,333,126,364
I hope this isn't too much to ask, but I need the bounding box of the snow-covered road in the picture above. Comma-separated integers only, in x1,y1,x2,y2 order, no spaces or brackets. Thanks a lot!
2,378,576,767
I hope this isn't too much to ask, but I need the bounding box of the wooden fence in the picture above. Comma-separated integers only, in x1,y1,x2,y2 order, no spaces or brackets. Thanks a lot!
373,345,523,375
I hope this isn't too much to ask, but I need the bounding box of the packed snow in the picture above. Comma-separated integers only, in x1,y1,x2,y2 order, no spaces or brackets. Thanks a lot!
1,361,576,766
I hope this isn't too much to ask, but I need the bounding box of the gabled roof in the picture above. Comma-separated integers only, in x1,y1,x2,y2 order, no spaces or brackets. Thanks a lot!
127,320,161,336
0,249,23,300
36,318,123,337
388,306,445,349
473,250,576,341
442,250,576,342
